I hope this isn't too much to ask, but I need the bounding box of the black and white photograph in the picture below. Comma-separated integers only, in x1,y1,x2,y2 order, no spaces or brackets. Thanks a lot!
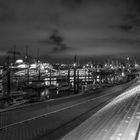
0,0,140,140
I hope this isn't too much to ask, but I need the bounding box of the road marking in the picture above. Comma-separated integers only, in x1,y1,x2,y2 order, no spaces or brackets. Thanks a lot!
0,93,111,130
1,82,137,130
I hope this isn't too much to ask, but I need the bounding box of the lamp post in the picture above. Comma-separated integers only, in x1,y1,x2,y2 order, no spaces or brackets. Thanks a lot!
27,64,30,83
83,66,86,83
87,64,90,84
49,69,52,86
77,70,79,93
73,63,76,94
88,69,90,84
67,67,70,86
25,46,30,83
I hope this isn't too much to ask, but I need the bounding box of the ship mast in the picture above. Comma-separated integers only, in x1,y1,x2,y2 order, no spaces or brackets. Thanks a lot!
25,46,30,83
37,48,41,81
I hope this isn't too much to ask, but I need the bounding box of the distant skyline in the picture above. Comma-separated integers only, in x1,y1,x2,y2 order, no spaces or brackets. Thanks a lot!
0,0,140,61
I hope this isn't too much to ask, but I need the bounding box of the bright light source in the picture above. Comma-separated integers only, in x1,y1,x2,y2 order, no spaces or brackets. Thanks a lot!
73,63,76,67
17,64,26,68
16,59,23,64
30,64,37,69
105,64,107,67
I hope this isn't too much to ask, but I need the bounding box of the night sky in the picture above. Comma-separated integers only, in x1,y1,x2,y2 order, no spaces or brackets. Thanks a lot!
0,0,140,61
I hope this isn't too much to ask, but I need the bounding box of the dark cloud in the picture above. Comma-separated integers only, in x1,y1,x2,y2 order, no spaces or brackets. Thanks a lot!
53,43,68,52
49,30,63,45
50,30,70,52
39,29,69,53
0,0,140,60
119,24,133,31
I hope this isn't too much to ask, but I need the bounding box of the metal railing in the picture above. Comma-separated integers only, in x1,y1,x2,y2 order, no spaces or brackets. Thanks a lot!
135,122,140,140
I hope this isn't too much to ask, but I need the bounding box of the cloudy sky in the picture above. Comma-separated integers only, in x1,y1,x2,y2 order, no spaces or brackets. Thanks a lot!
0,0,140,61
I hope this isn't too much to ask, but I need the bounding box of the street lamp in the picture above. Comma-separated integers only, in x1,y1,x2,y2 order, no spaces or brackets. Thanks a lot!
49,69,52,86
83,66,87,84
67,67,70,85
73,63,76,94
77,70,79,93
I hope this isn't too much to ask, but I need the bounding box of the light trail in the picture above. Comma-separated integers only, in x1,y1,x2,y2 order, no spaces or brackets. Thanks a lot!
61,82,140,140
95,83,140,116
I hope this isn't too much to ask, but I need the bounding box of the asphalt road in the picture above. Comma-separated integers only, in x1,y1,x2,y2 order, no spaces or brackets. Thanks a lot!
0,80,136,140
0,82,131,128
61,81,140,140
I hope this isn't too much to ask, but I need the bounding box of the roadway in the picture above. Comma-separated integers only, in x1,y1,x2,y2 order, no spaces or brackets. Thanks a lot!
0,82,132,128
61,80,140,140
0,80,136,140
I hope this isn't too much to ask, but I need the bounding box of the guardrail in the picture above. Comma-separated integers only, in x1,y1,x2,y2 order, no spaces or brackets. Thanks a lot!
135,122,140,140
